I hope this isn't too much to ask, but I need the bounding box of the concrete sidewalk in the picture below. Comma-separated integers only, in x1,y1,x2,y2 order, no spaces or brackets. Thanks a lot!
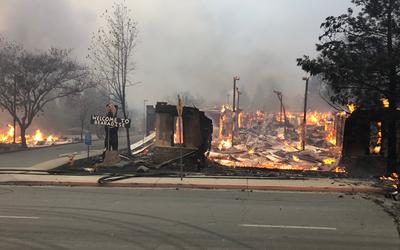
0,173,383,193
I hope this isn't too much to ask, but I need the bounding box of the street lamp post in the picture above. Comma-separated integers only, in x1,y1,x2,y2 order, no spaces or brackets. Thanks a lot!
302,77,309,151
143,99,148,144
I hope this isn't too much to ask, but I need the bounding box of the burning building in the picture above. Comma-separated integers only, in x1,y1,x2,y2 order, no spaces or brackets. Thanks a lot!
0,124,61,147
151,102,213,165
208,106,346,173
341,109,400,176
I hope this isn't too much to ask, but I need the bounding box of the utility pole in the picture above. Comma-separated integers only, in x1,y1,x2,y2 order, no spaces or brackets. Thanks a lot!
237,87,241,128
232,76,240,145
273,90,287,139
302,77,309,151
232,77,238,112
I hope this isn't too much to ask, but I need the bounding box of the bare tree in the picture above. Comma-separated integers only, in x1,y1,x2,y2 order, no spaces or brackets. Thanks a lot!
0,38,89,147
88,1,138,154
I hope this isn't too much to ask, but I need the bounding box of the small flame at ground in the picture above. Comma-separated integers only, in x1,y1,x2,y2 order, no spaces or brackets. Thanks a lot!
33,129,44,143
381,98,389,108
248,148,255,155
218,140,232,151
380,173,399,189
347,103,357,114
333,166,346,173
323,158,336,165
380,173,399,182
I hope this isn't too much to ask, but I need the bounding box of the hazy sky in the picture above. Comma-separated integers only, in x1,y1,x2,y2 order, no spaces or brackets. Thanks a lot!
0,0,352,111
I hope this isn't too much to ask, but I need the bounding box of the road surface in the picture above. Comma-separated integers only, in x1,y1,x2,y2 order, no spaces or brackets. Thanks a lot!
0,135,142,169
0,186,398,249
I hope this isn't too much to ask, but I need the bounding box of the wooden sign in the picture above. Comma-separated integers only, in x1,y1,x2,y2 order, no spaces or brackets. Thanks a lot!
90,115,131,128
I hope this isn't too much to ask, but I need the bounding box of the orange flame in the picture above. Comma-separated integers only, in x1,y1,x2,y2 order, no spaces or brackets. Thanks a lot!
0,124,14,143
333,166,346,173
323,158,336,165
380,173,399,189
0,125,59,146
218,105,233,150
381,98,389,108
347,103,356,114
33,129,44,143
211,110,342,171
173,117,183,145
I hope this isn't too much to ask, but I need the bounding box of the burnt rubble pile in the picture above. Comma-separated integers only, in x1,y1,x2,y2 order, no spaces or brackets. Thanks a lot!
209,111,345,172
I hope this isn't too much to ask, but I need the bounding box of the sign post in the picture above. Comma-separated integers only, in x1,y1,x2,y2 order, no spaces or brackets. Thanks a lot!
84,133,92,160
90,114,131,165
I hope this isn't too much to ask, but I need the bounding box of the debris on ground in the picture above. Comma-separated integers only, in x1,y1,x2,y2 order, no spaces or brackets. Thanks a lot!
208,108,346,173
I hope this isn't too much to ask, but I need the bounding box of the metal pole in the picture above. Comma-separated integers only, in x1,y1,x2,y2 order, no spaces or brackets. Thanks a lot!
302,77,309,151
13,81,16,143
143,99,147,144
232,77,236,112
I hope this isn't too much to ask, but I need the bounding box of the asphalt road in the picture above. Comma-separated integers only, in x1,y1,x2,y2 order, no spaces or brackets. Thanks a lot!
0,187,398,250
0,135,142,168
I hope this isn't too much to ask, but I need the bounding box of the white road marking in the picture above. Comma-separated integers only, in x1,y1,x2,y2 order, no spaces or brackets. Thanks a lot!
240,224,337,231
0,215,40,219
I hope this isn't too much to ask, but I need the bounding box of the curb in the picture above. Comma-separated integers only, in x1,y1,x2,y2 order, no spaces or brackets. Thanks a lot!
0,181,385,193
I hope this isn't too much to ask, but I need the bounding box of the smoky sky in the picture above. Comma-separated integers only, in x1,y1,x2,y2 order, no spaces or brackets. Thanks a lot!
0,0,351,111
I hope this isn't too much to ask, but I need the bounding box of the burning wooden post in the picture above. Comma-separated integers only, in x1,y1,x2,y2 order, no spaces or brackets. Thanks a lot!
273,90,288,139
217,105,234,150
232,76,240,146
302,77,309,151
335,112,347,147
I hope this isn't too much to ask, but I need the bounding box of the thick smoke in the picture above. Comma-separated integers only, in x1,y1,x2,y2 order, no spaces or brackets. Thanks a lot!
0,0,351,114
